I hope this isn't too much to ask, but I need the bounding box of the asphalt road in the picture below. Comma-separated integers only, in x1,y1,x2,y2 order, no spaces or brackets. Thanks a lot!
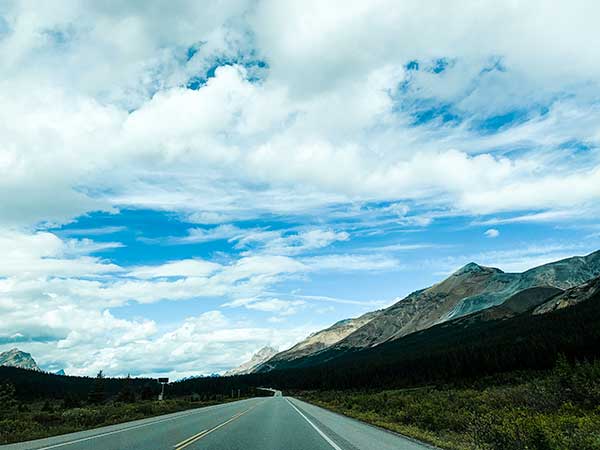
1,396,434,450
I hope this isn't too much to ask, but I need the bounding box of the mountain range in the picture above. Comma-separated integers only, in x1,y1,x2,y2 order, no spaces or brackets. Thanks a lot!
0,348,40,371
243,250,600,373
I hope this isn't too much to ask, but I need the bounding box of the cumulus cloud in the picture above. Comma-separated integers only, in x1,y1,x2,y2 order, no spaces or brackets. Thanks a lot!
0,2,599,228
0,228,399,375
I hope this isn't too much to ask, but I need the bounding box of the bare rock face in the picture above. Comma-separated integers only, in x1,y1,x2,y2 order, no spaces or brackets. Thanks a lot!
257,311,380,371
442,286,564,326
0,348,40,371
533,275,600,315
224,346,278,376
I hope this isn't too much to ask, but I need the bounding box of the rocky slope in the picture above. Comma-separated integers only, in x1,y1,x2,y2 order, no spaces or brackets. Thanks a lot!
0,348,40,371
259,250,600,372
257,311,380,371
431,286,564,330
533,274,600,315
333,250,600,350
224,346,278,376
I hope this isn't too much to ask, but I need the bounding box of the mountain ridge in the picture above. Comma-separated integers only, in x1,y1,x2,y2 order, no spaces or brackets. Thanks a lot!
259,250,600,372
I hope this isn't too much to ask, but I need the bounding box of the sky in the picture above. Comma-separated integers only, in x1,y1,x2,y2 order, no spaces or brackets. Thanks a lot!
1,0,600,379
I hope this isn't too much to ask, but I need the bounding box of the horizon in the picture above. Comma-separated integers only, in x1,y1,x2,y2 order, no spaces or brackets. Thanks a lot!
1,0,600,380
4,247,599,378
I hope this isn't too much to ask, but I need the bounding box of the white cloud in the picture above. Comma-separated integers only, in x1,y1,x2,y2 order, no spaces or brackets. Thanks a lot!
0,228,401,375
167,225,350,257
484,228,500,238
234,228,350,255
302,254,401,272
0,309,315,378
0,3,599,229
171,225,247,244
223,297,306,316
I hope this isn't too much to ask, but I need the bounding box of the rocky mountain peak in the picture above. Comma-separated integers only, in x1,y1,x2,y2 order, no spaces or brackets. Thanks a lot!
224,346,278,376
254,346,278,359
453,262,503,276
0,348,40,371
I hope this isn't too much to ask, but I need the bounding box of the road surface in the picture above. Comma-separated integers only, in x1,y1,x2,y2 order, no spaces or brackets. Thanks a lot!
1,396,434,450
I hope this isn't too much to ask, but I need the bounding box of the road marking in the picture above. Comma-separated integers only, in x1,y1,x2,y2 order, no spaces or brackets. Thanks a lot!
33,401,250,450
35,409,206,450
174,429,208,448
286,398,343,450
174,406,257,450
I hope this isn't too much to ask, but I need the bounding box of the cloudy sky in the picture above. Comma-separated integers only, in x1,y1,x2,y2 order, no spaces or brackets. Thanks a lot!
1,0,599,378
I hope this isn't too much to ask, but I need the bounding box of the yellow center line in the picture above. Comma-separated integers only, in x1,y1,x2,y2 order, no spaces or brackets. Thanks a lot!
174,404,259,450
174,429,208,448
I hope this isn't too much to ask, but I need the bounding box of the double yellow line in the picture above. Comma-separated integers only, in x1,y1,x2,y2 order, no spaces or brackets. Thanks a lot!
174,406,256,450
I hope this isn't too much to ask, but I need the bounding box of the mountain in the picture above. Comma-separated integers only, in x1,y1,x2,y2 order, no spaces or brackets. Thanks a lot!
261,250,600,371
334,250,600,350
0,348,40,371
224,346,278,376
55,369,66,376
257,311,380,371
303,272,600,386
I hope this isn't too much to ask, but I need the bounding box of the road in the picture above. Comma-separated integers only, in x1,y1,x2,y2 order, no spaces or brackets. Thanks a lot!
1,396,434,450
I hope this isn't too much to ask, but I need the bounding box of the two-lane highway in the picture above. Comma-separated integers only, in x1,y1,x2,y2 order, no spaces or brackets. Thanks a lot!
1,396,434,450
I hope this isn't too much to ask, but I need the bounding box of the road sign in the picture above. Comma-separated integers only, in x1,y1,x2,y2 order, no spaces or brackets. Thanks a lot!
157,378,169,401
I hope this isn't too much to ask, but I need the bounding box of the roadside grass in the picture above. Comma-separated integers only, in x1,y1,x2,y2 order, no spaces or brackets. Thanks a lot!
0,397,242,445
299,358,600,450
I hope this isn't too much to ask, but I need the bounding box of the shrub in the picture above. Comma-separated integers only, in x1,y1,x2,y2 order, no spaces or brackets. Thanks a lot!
61,408,106,427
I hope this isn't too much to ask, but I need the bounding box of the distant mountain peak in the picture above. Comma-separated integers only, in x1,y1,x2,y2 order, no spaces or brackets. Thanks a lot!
224,346,278,376
0,348,40,371
453,262,503,276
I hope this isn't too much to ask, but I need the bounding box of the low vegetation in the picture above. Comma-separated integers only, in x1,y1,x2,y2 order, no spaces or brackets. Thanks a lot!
0,397,194,445
301,357,600,450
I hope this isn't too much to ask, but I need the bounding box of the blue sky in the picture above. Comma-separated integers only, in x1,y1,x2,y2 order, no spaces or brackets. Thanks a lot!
0,0,599,378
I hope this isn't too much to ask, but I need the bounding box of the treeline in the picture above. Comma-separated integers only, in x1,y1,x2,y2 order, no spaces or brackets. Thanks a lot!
0,368,268,403
0,368,161,402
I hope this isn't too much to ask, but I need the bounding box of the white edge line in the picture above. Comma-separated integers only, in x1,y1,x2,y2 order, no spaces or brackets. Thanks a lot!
286,398,343,450
34,402,243,450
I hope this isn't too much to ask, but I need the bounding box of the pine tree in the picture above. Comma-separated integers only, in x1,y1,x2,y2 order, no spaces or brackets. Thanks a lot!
0,382,18,410
88,370,106,404
117,374,136,403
